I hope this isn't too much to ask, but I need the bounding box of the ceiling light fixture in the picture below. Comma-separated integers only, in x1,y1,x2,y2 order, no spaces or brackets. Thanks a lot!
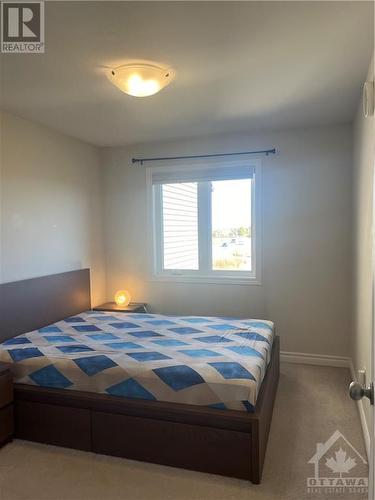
107,63,174,97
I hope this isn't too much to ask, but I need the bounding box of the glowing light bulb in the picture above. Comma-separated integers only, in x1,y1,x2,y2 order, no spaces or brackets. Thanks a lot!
127,74,161,97
114,290,131,307
107,63,174,97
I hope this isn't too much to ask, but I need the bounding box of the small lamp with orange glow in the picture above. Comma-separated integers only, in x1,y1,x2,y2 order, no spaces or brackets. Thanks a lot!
114,290,131,307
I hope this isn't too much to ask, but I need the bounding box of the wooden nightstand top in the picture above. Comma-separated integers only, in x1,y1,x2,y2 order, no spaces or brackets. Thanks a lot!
93,302,148,313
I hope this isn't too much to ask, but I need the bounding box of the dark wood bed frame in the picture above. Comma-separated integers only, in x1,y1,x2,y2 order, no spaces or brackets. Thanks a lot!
0,269,280,484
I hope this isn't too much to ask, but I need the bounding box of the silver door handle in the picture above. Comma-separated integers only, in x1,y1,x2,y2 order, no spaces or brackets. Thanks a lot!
349,381,374,405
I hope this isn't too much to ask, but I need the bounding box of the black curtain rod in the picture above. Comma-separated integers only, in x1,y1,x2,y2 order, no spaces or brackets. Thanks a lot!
131,148,276,165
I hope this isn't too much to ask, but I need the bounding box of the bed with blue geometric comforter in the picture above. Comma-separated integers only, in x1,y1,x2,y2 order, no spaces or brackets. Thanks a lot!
0,311,274,412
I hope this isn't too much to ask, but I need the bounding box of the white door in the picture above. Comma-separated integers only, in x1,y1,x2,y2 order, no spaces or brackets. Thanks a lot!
349,76,375,500
350,161,374,498
370,82,375,500
371,148,375,500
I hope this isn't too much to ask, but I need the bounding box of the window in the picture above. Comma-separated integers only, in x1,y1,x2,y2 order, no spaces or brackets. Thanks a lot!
150,160,261,284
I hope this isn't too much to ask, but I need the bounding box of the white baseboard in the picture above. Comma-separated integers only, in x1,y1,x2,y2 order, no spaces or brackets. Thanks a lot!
280,350,351,368
280,350,370,460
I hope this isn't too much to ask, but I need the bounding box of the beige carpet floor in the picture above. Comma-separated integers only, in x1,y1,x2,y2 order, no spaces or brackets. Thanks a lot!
0,363,368,500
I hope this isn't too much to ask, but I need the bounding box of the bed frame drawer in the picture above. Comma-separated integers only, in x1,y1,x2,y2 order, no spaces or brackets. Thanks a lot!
0,370,13,408
91,411,251,480
0,405,14,445
15,400,91,451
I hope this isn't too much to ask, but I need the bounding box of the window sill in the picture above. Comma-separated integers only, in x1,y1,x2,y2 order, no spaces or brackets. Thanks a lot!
150,275,262,286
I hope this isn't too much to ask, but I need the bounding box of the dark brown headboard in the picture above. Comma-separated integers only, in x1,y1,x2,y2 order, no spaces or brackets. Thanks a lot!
0,269,91,342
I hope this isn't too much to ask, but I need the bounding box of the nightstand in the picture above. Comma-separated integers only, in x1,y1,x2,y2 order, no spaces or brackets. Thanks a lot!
0,363,13,447
93,302,148,314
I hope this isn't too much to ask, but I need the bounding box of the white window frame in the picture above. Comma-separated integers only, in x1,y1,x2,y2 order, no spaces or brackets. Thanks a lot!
147,158,262,285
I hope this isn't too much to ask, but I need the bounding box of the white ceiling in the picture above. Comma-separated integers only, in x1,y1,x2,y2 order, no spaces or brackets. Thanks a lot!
1,1,373,146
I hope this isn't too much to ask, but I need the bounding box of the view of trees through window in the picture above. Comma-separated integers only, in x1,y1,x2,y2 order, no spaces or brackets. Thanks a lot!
211,179,252,271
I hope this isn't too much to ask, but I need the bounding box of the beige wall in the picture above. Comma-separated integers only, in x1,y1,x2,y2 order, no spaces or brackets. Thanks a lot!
0,112,357,359
352,58,375,430
102,123,353,357
0,112,106,306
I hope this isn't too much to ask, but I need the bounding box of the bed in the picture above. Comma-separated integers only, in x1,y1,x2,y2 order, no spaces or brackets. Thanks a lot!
0,269,279,483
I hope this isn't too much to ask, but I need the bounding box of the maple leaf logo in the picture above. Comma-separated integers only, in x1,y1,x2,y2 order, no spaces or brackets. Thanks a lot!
325,448,357,477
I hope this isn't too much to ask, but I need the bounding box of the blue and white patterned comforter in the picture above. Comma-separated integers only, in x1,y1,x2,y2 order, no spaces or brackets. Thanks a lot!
0,311,274,412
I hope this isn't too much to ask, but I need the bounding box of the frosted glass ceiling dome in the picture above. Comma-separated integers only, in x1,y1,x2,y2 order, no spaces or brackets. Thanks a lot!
107,63,174,97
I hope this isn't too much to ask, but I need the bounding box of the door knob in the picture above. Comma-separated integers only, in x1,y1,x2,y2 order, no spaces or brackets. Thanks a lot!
349,381,374,405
